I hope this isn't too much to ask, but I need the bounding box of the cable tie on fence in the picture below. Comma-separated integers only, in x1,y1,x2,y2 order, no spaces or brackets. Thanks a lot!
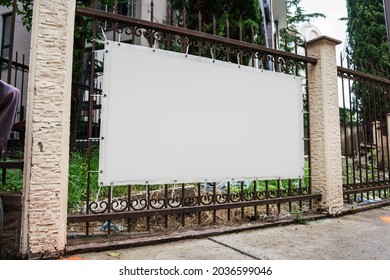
93,49,106,54
92,38,106,45
255,52,259,69
152,37,157,52
101,27,108,42
259,59,264,71
210,47,215,61
172,180,179,199
95,186,102,202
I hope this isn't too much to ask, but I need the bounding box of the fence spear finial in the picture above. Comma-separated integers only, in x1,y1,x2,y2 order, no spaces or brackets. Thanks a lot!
213,14,216,35
251,25,255,44
150,0,154,22
239,22,242,41
226,18,230,38
133,0,137,17
183,7,187,28
198,11,202,31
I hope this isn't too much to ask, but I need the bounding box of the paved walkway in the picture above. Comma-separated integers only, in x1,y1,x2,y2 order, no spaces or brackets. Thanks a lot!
67,207,390,260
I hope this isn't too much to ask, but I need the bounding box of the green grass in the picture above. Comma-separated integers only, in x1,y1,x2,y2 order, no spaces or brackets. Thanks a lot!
0,167,23,192
67,149,100,212
0,149,101,212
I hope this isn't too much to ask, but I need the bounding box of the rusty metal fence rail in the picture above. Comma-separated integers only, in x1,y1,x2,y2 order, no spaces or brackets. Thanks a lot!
338,58,390,204
67,5,319,238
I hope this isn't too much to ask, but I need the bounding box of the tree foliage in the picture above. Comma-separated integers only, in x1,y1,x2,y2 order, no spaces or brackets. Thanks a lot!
344,1,390,133
280,0,325,51
284,0,325,34
170,0,327,62
0,0,33,30
171,0,263,44
345,0,390,70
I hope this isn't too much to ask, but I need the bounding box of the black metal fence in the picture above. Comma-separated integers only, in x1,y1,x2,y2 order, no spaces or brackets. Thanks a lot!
338,57,390,204
67,4,319,240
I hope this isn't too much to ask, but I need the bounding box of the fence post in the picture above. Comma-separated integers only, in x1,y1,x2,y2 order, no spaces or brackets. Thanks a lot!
306,36,344,215
20,0,76,259
371,121,381,145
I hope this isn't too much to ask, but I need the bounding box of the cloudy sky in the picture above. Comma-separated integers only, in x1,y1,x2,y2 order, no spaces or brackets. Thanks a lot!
300,0,348,59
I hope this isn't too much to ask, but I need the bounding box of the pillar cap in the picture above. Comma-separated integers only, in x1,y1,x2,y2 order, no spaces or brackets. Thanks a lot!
305,35,342,46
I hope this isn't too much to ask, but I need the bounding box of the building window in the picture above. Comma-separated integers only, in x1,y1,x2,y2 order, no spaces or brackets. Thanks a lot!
99,0,133,17
1,13,12,59
118,0,133,17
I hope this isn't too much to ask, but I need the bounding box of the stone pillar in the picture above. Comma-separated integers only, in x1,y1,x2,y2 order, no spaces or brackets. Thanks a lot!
306,36,344,215
20,0,76,259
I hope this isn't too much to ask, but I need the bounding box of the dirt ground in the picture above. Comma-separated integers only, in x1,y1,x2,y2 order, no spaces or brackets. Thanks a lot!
68,207,390,260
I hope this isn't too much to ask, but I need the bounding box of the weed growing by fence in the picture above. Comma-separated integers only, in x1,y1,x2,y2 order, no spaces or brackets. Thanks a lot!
0,167,23,192
0,150,100,212
68,149,100,212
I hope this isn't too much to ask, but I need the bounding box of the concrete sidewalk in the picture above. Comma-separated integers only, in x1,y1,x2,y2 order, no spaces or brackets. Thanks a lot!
67,207,390,260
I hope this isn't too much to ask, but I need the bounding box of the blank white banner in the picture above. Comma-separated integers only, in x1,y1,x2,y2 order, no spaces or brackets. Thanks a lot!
99,41,304,186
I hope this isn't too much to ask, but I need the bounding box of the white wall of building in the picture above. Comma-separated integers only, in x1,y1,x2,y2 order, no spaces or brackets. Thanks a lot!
0,5,31,122
0,6,31,64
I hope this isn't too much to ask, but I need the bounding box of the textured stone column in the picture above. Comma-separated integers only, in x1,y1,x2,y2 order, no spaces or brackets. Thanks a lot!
20,0,76,258
306,36,344,215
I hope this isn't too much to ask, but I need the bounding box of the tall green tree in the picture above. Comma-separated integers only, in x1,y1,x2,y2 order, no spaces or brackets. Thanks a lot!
345,0,390,70
344,0,390,135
